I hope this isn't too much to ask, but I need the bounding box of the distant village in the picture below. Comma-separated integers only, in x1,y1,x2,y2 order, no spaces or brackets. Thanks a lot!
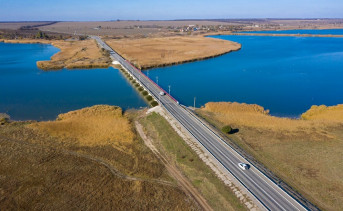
91,23,295,34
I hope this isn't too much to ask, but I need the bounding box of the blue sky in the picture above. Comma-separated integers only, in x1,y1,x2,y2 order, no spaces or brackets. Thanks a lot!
0,0,342,21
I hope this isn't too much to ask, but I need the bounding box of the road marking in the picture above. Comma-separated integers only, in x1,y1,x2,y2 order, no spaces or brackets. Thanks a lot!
93,36,307,211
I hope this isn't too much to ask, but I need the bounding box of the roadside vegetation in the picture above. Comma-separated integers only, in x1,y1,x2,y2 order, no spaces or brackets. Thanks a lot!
138,112,246,211
117,66,158,107
0,105,198,210
196,102,343,211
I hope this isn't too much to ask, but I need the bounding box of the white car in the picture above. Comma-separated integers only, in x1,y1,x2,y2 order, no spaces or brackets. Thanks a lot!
159,91,165,96
238,163,250,170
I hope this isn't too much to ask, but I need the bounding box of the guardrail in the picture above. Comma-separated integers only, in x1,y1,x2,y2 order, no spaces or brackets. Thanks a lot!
94,36,317,211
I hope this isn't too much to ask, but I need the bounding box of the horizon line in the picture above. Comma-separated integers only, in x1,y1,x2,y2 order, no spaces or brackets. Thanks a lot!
1,18,343,23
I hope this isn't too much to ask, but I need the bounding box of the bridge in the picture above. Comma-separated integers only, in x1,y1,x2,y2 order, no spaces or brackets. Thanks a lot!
92,36,310,211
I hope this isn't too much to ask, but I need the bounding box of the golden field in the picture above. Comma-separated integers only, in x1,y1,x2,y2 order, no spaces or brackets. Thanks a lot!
3,39,111,70
0,105,198,210
105,36,241,69
301,104,343,121
29,105,134,150
197,102,343,211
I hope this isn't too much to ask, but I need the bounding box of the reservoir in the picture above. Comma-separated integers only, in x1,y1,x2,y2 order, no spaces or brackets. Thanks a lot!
146,34,343,117
242,28,343,35
1,31,343,119
0,42,147,120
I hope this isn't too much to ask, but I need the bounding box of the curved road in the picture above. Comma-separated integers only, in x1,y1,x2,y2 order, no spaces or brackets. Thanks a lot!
92,36,308,211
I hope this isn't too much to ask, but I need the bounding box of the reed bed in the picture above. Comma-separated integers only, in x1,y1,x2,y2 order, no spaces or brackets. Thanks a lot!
106,36,241,69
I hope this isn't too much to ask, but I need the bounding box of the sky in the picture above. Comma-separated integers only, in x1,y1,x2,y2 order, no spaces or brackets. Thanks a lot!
0,0,342,21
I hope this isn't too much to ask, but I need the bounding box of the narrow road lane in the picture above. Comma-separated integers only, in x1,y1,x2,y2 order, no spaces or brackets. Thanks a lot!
92,36,309,211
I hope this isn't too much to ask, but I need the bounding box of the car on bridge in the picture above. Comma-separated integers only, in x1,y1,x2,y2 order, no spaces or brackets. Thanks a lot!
238,163,250,170
159,91,165,96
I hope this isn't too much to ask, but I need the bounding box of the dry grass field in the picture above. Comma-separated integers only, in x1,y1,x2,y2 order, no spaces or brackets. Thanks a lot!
0,22,55,30
3,39,111,70
36,39,111,70
36,20,343,37
106,36,241,69
39,20,237,36
0,105,198,210
197,102,343,211
301,104,343,121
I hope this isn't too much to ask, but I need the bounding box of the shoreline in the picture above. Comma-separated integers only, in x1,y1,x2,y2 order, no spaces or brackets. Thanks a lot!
140,46,242,70
1,37,241,71
104,36,241,70
4,102,343,123
230,32,343,38
1,39,111,70
5,27,342,72
203,30,343,38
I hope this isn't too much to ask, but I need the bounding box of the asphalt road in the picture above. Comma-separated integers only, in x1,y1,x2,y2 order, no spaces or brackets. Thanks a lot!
92,36,308,211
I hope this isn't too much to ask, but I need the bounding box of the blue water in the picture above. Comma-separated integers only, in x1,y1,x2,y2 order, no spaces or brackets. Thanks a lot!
243,29,343,35
146,35,343,117
0,43,147,120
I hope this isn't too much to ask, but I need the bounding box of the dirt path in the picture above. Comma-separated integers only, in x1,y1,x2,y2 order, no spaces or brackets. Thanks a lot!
135,121,213,211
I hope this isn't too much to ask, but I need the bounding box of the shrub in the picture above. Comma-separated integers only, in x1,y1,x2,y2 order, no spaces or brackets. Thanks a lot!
0,117,9,125
142,91,148,96
138,87,144,91
146,96,153,101
135,83,140,87
221,125,232,134
151,101,158,107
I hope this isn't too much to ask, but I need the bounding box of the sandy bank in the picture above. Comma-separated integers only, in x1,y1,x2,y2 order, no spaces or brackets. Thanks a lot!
2,39,111,70
105,36,241,70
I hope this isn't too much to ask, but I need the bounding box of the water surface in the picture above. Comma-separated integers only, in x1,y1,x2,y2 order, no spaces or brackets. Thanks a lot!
242,29,343,35
146,34,343,117
0,42,147,120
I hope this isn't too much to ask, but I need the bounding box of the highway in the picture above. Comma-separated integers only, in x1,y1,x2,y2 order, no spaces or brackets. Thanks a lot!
92,36,308,211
